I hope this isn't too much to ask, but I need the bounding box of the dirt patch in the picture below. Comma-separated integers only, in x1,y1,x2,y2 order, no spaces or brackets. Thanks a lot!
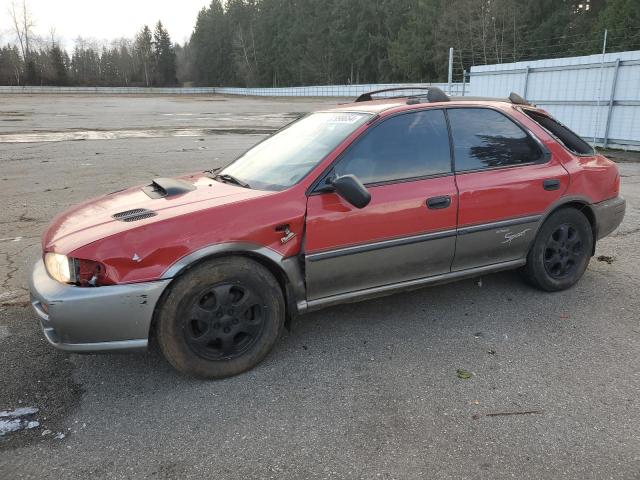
597,255,615,264
599,148,640,163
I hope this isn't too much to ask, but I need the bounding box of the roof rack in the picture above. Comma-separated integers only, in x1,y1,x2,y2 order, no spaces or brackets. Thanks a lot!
354,87,531,106
355,86,450,103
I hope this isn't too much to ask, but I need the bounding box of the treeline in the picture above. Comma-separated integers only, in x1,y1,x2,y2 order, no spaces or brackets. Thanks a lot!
1,0,639,87
183,0,639,87
0,22,177,87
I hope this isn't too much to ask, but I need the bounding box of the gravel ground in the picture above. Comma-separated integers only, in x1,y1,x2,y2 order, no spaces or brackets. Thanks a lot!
0,94,639,479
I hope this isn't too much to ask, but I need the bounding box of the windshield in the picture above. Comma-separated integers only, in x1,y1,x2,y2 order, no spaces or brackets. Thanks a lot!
219,111,372,191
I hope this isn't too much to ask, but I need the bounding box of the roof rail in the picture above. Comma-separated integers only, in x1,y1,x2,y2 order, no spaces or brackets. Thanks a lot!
446,93,532,106
355,86,450,103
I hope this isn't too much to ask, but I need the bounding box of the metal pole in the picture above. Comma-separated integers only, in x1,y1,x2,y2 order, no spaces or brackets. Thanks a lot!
462,69,467,96
602,58,620,148
447,47,453,95
593,29,608,147
522,66,530,99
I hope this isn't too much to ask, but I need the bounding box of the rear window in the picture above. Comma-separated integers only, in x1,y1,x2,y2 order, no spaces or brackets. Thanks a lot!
522,109,594,155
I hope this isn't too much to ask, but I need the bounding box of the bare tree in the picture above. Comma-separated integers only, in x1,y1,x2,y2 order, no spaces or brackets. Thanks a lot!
9,0,35,59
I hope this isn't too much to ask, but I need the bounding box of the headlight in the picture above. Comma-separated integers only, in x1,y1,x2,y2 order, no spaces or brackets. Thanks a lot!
44,253,76,284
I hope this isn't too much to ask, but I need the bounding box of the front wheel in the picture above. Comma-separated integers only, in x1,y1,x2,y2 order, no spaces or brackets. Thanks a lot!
156,257,285,379
524,208,593,292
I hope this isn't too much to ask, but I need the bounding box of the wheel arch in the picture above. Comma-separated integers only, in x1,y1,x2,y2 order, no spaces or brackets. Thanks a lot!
537,198,597,256
149,243,306,340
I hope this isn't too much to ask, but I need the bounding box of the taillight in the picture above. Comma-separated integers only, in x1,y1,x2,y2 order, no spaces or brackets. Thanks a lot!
614,174,620,196
74,259,112,287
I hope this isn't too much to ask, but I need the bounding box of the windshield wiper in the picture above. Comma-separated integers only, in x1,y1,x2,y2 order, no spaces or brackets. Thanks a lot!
214,173,251,189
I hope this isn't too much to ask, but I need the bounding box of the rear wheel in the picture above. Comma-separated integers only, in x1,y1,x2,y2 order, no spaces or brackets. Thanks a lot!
156,257,285,378
524,208,593,291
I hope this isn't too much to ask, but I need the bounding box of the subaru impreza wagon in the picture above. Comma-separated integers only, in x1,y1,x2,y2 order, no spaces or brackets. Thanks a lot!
30,88,625,378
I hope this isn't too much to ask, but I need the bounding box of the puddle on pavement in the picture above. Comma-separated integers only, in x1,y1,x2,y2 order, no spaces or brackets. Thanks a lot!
0,127,276,143
0,112,302,143
0,111,28,117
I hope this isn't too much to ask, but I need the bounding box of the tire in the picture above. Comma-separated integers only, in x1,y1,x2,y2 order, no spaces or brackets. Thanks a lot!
524,208,593,292
156,257,285,379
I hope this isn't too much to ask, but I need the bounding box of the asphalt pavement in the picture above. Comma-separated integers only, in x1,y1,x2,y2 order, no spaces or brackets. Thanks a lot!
0,95,639,479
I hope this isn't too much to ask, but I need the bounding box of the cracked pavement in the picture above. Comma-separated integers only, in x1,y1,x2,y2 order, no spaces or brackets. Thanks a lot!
1,94,639,479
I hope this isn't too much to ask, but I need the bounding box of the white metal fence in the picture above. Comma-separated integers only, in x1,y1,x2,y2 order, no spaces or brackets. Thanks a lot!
0,86,219,94
213,83,467,97
0,82,465,97
468,50,640,150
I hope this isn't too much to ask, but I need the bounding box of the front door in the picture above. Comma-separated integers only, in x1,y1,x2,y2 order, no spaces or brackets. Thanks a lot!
446,107,569,270
304,109,458,301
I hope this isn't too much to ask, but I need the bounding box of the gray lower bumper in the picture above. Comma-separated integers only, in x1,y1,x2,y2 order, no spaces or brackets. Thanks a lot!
29,259,170,352
593,195,626,240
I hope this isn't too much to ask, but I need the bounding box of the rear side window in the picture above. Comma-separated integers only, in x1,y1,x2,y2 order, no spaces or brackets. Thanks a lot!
522,109,594,155
334,109,451,184
448,108,543,172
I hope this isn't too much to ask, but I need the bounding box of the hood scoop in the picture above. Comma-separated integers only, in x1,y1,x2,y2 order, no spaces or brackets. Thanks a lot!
142,177,196,199
112,208,158,222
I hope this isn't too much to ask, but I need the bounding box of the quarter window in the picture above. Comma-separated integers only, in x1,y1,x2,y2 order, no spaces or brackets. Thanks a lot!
447,108,543,172
334,109,451,184
522,108,594,155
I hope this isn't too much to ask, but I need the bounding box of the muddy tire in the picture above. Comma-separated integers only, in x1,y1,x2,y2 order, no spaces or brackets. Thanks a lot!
156,257,285,379
524,208,593,292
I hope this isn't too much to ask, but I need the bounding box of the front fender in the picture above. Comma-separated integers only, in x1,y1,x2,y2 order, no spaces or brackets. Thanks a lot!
162,242,307,315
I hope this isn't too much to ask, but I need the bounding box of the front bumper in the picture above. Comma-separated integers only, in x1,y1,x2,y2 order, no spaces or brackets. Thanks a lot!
29,259,170,352
593,195,626,240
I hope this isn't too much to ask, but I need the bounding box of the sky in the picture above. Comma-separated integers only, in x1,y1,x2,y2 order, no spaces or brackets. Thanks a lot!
0,0,211,51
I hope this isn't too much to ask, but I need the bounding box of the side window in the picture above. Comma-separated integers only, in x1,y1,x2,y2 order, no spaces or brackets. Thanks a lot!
334,109,451,184
522,108,594,155
448,108,543,172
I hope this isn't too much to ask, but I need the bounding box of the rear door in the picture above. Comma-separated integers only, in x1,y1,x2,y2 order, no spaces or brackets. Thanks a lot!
447,107,569,270
304,109,458,300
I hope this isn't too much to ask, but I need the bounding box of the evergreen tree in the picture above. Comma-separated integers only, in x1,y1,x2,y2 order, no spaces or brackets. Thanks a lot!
154,21,177,86
596,0,640,51
135,25,155,86
49,44,68,85
0,45,23,85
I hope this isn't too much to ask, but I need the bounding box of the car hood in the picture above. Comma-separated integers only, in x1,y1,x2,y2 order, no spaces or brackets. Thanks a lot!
43,174,273,253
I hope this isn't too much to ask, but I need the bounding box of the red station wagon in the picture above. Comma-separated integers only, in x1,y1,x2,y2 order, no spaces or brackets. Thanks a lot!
30,88,626,378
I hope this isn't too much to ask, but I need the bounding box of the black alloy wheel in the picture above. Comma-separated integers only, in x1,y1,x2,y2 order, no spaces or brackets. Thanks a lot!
156,257,285,379
543,223,584,279
183,283,265,361
524,208,593,292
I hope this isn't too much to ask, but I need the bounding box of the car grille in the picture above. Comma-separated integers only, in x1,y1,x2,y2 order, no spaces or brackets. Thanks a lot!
112,208,158,222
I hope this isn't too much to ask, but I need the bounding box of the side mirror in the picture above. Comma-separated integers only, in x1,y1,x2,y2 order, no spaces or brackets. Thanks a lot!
331,174,371,209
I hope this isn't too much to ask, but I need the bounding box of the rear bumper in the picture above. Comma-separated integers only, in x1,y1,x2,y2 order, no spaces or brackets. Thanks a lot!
29,259,170,352
593,195,626,240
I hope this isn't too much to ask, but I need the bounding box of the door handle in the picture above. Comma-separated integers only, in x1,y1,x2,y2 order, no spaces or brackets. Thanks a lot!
426,195,451,209
543,179,561,191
